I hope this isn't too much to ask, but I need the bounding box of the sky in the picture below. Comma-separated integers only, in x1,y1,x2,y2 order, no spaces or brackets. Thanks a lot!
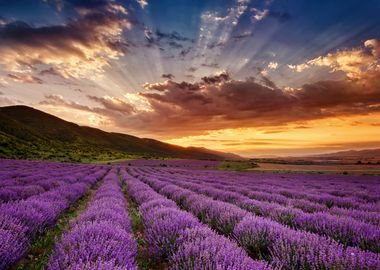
0,0,380,157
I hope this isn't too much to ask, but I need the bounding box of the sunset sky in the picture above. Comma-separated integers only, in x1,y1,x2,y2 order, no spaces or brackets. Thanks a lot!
1,0,380,156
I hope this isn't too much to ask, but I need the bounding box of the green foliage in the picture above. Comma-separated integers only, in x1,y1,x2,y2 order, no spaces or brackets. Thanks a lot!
0,131,138,162
218,160,258,171
0,105,226,162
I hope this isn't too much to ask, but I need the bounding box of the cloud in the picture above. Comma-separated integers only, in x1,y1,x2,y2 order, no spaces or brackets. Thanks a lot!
34,35,380,138
162,73,175,80
87,95,135,114
37,66,380,138
0,0,131,79
179,47,192,58
288,63,309,72
144,29,193,50
7,74,43,84
134,67,380,136
156,30,194,43
259,75,277,89
251,8,269,21
40,94,134,120
201,62,220,69
40,94,92,111
289,39,380,80
232,30,253,40
39,67,64,77
268,62,278,69
196,0,250,62
251,8,291,23
0,77,8,87
201,71,230,84
137,0,148,9
144,27,154,44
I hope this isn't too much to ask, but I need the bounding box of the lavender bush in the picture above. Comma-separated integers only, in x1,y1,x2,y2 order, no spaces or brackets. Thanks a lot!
121,170,273,269
47,170,137,270
0,160,106,269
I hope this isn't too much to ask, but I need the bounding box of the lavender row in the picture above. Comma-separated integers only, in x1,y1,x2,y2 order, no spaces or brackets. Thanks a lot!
146,168,380,226
154,168,380,211
0,160,102,203
0,166,104,204
129,169,380,269
143,169,380,252
0,167,107,270
47,169,137,270
120,170,272,270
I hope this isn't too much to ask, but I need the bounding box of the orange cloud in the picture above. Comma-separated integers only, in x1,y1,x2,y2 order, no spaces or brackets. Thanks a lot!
289,39,380,80
36,64,380,139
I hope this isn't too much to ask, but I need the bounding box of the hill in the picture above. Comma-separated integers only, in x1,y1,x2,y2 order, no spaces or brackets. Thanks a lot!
314,148,380,158
0,105,239,162
312,148,380,164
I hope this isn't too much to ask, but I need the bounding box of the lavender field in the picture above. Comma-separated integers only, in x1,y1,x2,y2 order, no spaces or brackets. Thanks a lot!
1,158,380,270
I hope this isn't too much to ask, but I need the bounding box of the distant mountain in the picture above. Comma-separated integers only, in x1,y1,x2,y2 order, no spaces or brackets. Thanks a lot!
0,105,240,162
316,148,380,161
314,148,380,159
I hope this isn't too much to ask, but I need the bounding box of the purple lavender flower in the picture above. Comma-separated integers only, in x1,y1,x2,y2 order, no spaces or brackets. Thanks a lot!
48,221,137,270
171,226,273,270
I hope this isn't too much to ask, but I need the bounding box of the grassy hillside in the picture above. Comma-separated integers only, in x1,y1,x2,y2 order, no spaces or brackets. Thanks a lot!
0,105,235,162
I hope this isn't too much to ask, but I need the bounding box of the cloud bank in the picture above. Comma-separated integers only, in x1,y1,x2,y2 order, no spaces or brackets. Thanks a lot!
39,36,380,138
0,0,130,79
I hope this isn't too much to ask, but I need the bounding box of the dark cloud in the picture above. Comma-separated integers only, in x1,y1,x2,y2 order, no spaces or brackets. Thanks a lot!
34,36,380,138
201,63,220,69
207,42,225,50
87,95,135,114
167,41,183,49
155,30,194,43
162,73,175,80
0,0,130,78
144,27,194,51
188,67,197,73
40,94,92,111
201,72,230,84
144,29,193,50
38,69,380,138
40,94,134,119
130,70,380,136
179,47,192,58
260,75,277,89
39,68,63,77
7,74,43,84
144,27,155,45
232,31,253,40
